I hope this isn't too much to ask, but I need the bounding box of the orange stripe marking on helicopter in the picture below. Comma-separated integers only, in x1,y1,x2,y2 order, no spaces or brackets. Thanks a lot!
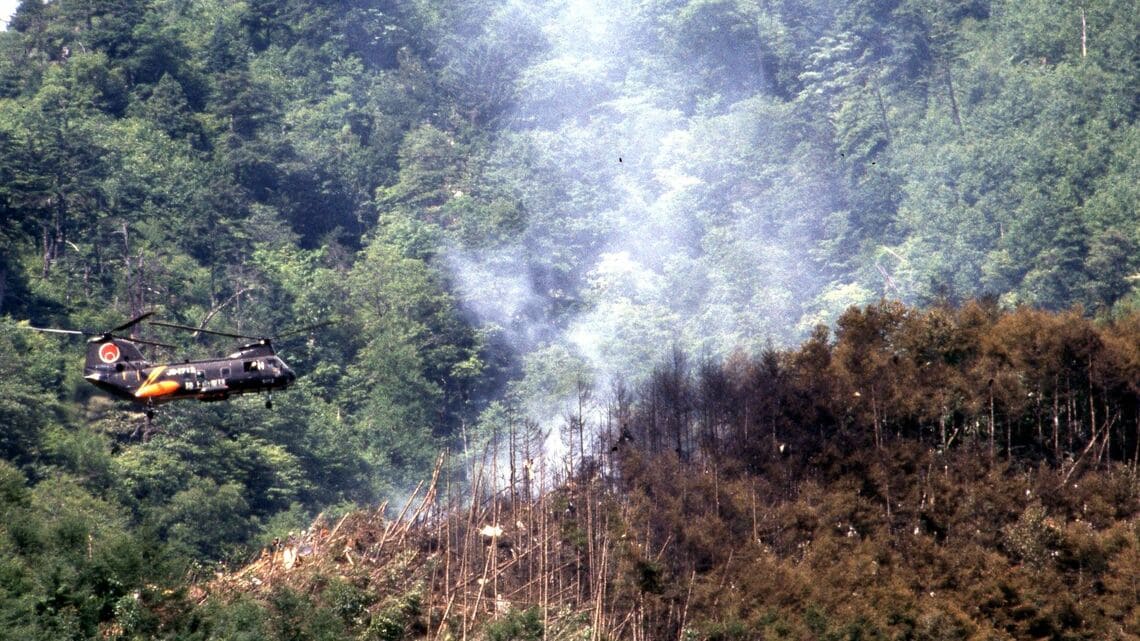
141,365,165,386
135,366,178,398
136,381,181,398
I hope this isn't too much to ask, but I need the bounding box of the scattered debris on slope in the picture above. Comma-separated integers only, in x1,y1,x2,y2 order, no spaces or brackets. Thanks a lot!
196,456,610,639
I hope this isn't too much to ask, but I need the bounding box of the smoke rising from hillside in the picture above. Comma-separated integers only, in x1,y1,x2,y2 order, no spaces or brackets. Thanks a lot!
445,0,843,443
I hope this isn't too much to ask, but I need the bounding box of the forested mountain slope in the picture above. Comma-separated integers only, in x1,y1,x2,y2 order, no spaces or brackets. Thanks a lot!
87,302,1140,639
0,0,1138,638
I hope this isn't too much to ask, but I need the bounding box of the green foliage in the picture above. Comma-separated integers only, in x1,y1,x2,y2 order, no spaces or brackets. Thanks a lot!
483,607,544,641
362,589,423,641
265,584,349,641
437,3,548,126
377,124,466,214
0,467,159,640
320,577,372,628
193,596,273,641
1002,502,1063,567
161,478,254,561
0,322,66,467
633,558,665,595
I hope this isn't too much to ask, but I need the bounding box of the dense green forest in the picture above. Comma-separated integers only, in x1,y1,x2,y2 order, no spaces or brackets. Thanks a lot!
0,0,1138,638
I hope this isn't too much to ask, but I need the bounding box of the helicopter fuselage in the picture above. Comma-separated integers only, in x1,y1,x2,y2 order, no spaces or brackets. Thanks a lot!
84,339,296,405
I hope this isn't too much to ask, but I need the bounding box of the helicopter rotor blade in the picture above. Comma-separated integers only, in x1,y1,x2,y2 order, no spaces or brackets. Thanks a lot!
25,313,174,349
108,334,178,350
109,311,155,334
25,326,87,336
273,320,335,339
148,318,335,344
148,320,255,340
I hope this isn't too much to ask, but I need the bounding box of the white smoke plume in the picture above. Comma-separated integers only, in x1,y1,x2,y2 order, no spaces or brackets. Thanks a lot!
444,0,842,462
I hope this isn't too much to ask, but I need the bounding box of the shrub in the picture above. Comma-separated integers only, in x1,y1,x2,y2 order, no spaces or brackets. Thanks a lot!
483,607,544,641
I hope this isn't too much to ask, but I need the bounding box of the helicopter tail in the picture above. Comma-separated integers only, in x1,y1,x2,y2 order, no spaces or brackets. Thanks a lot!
84,335,149,372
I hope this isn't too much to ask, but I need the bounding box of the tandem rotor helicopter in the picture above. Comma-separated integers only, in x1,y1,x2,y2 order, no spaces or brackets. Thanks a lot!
27,312,325,419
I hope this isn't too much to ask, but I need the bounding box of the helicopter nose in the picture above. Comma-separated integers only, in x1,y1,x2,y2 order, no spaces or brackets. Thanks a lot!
284,367,297,385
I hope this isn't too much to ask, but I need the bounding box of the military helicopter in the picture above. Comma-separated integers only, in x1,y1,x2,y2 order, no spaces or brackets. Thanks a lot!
27,312,313,418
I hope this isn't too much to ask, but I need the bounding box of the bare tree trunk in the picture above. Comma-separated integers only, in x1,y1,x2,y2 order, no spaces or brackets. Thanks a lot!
872,390,882,450
592,532,609,641
540,459,550,641
1053,376,1061,460
42,225,52,278
989,384,996,459
872,75,892,143
944,65,963,134
1067,378,1076,454
1134,413,1139,470
119,223,136,318
1090,360,1099,467
1081,8,1087,58
940,412,947,450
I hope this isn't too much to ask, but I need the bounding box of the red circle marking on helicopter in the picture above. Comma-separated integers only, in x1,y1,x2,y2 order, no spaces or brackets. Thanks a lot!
99,342,121,364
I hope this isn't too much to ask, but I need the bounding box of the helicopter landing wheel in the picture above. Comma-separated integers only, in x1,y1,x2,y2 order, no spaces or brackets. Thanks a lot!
265,397,273,410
